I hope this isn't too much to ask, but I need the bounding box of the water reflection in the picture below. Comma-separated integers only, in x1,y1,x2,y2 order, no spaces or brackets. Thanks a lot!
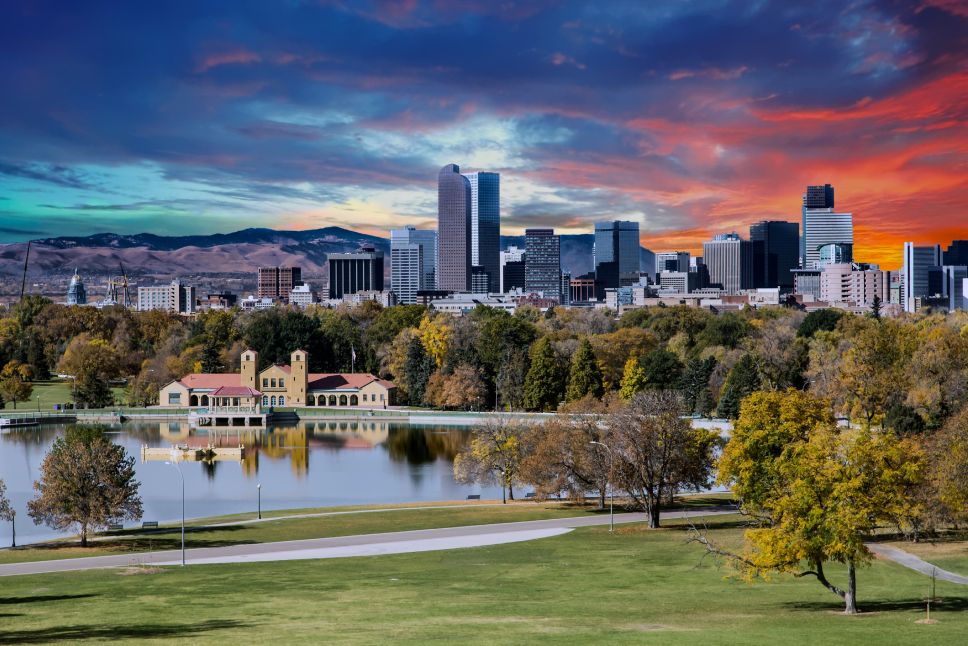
0,421,497,544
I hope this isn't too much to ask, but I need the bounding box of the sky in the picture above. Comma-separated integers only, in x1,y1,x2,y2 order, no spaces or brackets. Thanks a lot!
1,0,966,269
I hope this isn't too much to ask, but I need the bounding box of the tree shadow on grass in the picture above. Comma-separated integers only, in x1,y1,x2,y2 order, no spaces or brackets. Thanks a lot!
0,594,98,605
782,597,968,613
0,619,249,644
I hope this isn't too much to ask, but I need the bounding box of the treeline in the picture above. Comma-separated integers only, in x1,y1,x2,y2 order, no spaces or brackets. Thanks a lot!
1,296,966,427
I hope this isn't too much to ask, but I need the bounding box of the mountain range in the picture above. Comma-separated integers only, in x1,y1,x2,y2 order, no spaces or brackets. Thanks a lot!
0,227,655,279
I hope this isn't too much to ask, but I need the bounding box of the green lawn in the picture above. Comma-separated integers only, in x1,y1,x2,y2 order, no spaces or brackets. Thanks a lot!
0,501,610,565
1,518,965,644
0,380,126,411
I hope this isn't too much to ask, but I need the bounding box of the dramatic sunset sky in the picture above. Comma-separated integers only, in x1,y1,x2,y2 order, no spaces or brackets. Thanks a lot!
1,1,966,268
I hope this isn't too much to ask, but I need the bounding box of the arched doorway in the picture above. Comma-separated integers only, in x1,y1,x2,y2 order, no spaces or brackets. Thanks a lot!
200,395,209,407
350,395,358,406
190,394,199,407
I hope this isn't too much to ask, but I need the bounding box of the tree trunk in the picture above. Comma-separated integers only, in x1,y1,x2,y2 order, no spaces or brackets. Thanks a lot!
599,489,606,510
649,504,661,529
508,483,514,501
80,523,88,547
844,562,858,615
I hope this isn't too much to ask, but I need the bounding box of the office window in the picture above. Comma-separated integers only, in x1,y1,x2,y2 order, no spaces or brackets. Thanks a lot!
168,393,181,405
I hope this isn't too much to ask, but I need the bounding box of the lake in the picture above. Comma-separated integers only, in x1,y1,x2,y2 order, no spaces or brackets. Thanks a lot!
0,420,501,544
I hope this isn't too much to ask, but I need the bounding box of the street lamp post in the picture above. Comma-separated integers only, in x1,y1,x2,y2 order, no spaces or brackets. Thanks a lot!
164,458,186,566
10,511,15,548
257,483,262,520
589,441,614,533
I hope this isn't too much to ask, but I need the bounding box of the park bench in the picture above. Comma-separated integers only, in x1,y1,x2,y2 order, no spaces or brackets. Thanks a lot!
466,494,481,500
107,524,124,531
142,521,159,529
525,492,536,499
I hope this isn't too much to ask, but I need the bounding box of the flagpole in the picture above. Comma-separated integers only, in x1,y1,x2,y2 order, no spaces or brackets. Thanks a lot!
351,345,355,373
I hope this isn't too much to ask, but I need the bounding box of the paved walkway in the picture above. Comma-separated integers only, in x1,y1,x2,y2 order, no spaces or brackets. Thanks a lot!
867,542,968,585
0,508,732,577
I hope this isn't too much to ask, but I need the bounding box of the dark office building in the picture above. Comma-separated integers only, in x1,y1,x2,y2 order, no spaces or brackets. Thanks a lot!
258,266,302,303
437,163,472,291
327,245,384,299
502,259,526,292
525,228,561,301
750,220,799,290
471,265,490,294
945,240,968,266
594,220,640,289
464,171,501,293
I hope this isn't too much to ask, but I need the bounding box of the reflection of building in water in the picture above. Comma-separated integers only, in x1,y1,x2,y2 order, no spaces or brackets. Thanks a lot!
305,420,390,448
260,428,310,477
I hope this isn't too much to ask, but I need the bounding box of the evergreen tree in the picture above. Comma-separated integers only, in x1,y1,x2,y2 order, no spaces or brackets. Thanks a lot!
523,337,565,411
869,294,882,320
200,337,223,373
716,354,762,419
566,338,604,401
496,348,529,411
641,348,684,388
619,355,648,400
402,336,435,406
681,356,717,416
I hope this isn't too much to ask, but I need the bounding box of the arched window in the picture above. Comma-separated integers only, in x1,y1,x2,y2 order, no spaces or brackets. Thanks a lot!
339,394,348,406
328,395,337,406
278,395,285,406
350,395,358,406
200,395,209,406
270,396,277,406
263,396,269,406
190,395,199,407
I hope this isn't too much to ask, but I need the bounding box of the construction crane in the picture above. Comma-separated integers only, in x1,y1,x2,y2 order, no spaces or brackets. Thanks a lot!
19,240,31,302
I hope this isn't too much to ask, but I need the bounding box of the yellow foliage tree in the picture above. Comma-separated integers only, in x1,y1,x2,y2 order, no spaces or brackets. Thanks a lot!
418,314,451,368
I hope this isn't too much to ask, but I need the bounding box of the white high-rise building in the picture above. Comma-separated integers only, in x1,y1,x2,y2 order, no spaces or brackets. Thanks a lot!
391,225,436,305
819,263,887,308
138,279,195,314
802,209,853,269
702,233,753,294
902,242,942,312
654,252,690,274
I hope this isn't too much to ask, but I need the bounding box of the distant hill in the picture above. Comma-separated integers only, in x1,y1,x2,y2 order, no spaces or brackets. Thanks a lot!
0,226,654,279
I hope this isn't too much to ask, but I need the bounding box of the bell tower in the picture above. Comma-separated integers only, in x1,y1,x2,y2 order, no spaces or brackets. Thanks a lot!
290,349,308,406
241,349,258,390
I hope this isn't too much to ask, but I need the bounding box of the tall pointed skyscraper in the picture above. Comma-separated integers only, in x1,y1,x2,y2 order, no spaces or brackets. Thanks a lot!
437,164,472,291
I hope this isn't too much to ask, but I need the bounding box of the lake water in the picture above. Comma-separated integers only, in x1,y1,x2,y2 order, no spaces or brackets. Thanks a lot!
0,420,501,544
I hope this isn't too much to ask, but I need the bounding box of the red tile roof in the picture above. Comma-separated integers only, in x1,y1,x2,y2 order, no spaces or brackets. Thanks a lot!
210,386,263,397
178,374,241,389
307,373,396,391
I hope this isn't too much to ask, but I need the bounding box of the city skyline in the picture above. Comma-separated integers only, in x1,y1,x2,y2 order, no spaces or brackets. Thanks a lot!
1,1,966,271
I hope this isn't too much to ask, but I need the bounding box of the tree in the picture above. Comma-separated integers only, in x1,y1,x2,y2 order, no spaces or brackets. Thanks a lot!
869,294,882,320
496,348,529,411
715,390,923,614
200,336,224,373
681,357,717,416
57,335,120,409
926,404,968,524
0,360,33,409
424,365,487,410
589,327,657,390
883,401,926,436
418,314,452,368
454,419,525,503
640,348,684,388
835,318,915,425
0,479,13,546
618,355,648,400
27,425,142,546
521,415,610,505
402,336,435,406
716,354,761,419
797,308,845,339
610,390,718,528
523,337,565,411
566,338,604,401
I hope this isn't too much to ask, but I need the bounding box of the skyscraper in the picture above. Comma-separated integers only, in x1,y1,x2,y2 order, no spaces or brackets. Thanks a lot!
702,233,753,294
943,265,967,311
327,244,384,299
391,225,436,304
437,163,472,292
902,242,942,312
258,266,302,303
944,240,968,266
594,221,640,289
749,220,798,289
654,252,690,274
801,184,849,269
500,246,526,293
463,171,500,293
525,229,561,301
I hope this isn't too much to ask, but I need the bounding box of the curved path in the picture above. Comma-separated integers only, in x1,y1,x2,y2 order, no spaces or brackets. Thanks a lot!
867,542,968,585
0,508,732,577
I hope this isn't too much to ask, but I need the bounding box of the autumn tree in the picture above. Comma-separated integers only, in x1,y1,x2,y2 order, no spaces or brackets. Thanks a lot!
926,404,968,524
566,338,604,401
610,390,719,528
418,314,452,368
28,425,142,546
454,419,526,503
523,337,565,411
57,335,121,409
618,355,648,400
425,365,487,410
714,390,923,614
0,479,13,546
835,318,915,425
0,360,33,409
716,353,761,419
521,415,610,505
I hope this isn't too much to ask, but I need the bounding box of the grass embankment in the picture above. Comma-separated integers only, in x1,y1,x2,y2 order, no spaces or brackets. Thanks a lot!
0,380,126,412
1,516,966,644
